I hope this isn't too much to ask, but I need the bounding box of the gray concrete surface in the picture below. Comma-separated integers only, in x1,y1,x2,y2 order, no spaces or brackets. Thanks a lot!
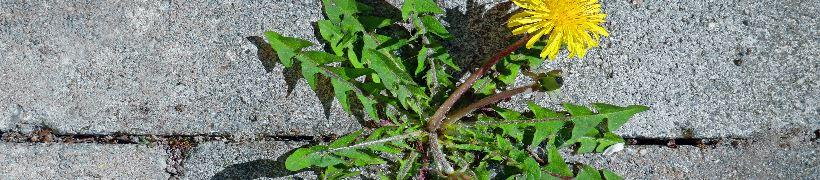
1,0,817,139
182,141,315,180
0,0,360,138
571,128,820,179
0,143,169,179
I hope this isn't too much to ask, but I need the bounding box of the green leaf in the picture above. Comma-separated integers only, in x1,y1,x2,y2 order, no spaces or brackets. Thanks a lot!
576,165,603,180
495,108,525,142
401,0,444,20
322,0,343,22
285,147,316,171
360,16,393,30
475,161,491,180
318,20,343,46
595,132,625,152
411,0,445,14
323,165,361,180
335,149,386,166
568,115,602,145
329,130,362,149
592,103,649,131
602,170,624,180
397,152,419,180
498,58,522,85
537,72,563,92
577,137,598,154
341,15,365,32
544,146,573,177
415,46,429,75
285,146,344,171
473,77,497,95
264,31,313,67
331,78,354,112
528,102,563,118
357,93,380,120
333,0,359,15
563,103,594,116
297,55,322,89
420,15,451,39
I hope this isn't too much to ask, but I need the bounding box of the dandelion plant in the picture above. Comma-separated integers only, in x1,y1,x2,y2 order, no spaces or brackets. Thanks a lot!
264,0,648,179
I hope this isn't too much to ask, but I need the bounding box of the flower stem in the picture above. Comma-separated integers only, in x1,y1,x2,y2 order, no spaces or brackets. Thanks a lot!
442,83,538,126
426,35,531,132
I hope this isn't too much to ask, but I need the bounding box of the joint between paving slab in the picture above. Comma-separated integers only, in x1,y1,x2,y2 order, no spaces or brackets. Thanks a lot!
0,128,758,149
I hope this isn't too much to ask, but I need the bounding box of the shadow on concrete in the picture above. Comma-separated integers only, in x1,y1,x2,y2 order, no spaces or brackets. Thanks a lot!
444,0,515,73
246,35,338,121
210,144,311,180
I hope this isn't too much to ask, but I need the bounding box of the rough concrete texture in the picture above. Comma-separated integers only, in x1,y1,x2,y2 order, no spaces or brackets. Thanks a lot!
570,128,820,179
0,0,817,140
0,143,168,179
0,0,360,138
182,141,315,180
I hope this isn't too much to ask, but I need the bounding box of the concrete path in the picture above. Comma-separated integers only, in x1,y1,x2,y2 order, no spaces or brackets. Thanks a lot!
0,0,817,179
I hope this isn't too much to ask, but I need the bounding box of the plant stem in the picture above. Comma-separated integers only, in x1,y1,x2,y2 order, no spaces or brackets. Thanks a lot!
427,133,454,175
443,83,538,126
426,35,531,132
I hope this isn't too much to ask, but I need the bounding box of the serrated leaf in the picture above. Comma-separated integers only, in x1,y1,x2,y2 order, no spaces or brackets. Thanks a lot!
420,15,451,39
397,152,418,180
495,108,525,142
577,137,598,154
410,0,445,14
401,0,444,20
592,103,649,131
331,78,354,112
357,93,379,120
431,45,460,71
297,55,322,89
415,46,429,75
473,77,497,95
544,146,573,177
264,31,313,67
568,116,602,145
498,58,522,85
563,103,594,116
576,165,603,180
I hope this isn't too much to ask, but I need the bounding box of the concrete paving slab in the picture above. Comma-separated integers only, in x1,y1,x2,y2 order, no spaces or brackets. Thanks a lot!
181,141,314,180
570,128,820,179
0,0,360,138
1,0,817,138
0,143,169,179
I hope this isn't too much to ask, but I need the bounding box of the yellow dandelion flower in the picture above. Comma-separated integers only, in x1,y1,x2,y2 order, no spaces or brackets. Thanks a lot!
507,0,609,60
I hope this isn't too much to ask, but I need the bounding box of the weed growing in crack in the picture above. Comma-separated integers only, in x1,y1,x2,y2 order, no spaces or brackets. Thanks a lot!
264,0,648,179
